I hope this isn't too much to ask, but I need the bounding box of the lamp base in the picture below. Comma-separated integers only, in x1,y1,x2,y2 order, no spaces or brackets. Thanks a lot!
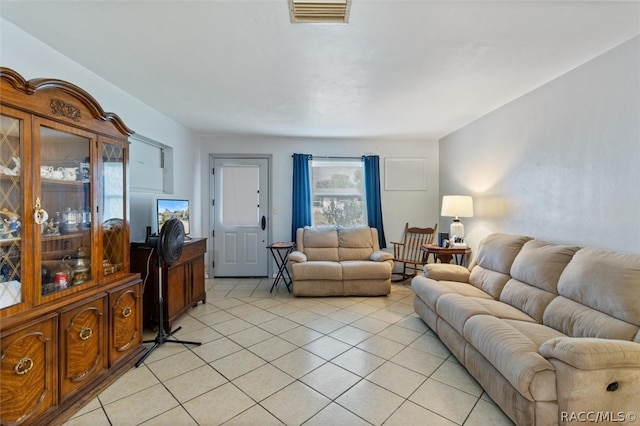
450,219,464,241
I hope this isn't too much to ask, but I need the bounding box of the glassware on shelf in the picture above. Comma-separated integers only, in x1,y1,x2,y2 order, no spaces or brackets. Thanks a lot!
0,113,23,309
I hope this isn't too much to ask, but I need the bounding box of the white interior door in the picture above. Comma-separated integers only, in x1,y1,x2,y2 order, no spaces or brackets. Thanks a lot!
212,157,269,277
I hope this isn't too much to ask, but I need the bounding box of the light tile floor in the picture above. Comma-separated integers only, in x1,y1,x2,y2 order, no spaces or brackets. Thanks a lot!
64,278,514,426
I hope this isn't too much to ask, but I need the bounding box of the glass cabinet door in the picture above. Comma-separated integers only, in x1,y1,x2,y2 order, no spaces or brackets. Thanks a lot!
0,111,25,311
36,120,94,298
101,140,127,279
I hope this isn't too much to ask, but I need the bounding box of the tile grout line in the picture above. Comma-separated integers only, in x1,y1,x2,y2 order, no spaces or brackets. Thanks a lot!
70,279,508,426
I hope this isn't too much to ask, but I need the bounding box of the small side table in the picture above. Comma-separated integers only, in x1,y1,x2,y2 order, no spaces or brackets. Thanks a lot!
267,242,295,293
421,244,472,266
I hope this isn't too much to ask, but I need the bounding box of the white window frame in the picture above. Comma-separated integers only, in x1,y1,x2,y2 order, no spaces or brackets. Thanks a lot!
310,158,367,227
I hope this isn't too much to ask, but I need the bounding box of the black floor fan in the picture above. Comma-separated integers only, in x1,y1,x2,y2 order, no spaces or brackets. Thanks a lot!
136,218,201,367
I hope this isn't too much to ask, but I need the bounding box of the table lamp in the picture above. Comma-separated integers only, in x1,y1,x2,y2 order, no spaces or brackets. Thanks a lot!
441,195,474,240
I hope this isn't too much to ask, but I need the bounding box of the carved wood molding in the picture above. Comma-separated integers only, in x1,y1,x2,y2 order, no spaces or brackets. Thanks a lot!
0,67,134,136
50,98,81,122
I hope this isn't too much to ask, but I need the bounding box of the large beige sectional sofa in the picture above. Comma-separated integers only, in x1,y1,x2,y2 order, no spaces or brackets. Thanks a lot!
287,226,394,296
412,233,640,426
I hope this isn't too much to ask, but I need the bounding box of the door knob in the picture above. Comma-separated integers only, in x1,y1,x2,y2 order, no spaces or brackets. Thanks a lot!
261,216,266,230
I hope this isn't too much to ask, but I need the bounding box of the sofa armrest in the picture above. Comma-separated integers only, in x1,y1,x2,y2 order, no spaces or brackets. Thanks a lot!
423,263,470,282
287,251,307,265
370,251,394,262
540,337,640,421
540,337,640,370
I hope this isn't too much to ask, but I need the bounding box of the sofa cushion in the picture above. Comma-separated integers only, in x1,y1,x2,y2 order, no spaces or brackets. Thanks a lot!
556,247,640,328
498,240,577,325
504,319,566,346
337,226,374,247
301,227,339,262
509,240,580,293
436,294,535,334
544,296,639,342
305,247,340,262
341,260,391,280
465,233,531,299
301,226,338,248
500,279,556,323
291,261,342,281
412,275,492,311
468,266,512,299
500,240,579,323
339,247,375,261
474,233,532,275
338,226,375,261
463,315,558,401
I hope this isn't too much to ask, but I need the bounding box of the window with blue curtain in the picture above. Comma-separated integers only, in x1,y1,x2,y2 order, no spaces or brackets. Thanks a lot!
291,153,387,248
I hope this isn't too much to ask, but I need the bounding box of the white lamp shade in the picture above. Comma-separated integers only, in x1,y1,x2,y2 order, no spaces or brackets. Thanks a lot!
441,195,474,218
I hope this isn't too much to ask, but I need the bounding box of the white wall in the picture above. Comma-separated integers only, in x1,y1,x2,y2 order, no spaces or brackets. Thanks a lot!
439,36,640,254
2,17,438,257
1,19,200,242
198,136,440,254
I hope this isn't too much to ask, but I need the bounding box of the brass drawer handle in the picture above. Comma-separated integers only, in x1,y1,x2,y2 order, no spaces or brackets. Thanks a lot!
79,326,93,341
122,306,132,318
15,357,34,375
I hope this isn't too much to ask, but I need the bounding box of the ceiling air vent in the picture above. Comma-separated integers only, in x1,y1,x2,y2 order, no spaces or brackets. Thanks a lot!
288,0,351,24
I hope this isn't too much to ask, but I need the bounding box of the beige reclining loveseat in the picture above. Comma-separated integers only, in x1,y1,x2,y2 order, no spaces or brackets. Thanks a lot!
412,233,640,425
287,226,394,296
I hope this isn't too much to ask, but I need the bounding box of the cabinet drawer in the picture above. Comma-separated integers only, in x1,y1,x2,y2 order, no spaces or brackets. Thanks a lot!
109,281,142,366
59,295,107,401
0,314,58,426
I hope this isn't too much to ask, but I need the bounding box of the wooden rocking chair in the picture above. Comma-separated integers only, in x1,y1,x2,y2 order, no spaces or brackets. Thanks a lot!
390,223,438,281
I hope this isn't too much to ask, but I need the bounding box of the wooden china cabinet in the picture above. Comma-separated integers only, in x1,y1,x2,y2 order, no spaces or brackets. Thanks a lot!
0,67,144,426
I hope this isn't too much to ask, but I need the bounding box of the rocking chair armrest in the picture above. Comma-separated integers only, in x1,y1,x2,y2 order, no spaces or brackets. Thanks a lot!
389,241,404,257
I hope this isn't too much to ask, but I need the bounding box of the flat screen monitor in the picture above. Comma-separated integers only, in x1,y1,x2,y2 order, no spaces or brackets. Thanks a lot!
157,199,190,235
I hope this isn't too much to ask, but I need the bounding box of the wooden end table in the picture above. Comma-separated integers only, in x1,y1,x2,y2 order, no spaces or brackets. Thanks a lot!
421,244,472,266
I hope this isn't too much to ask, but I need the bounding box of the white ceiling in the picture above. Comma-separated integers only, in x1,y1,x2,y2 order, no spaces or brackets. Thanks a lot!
2,1,639,140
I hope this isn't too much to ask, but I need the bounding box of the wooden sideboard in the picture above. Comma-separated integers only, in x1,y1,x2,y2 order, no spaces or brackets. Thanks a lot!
130,238,206,333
